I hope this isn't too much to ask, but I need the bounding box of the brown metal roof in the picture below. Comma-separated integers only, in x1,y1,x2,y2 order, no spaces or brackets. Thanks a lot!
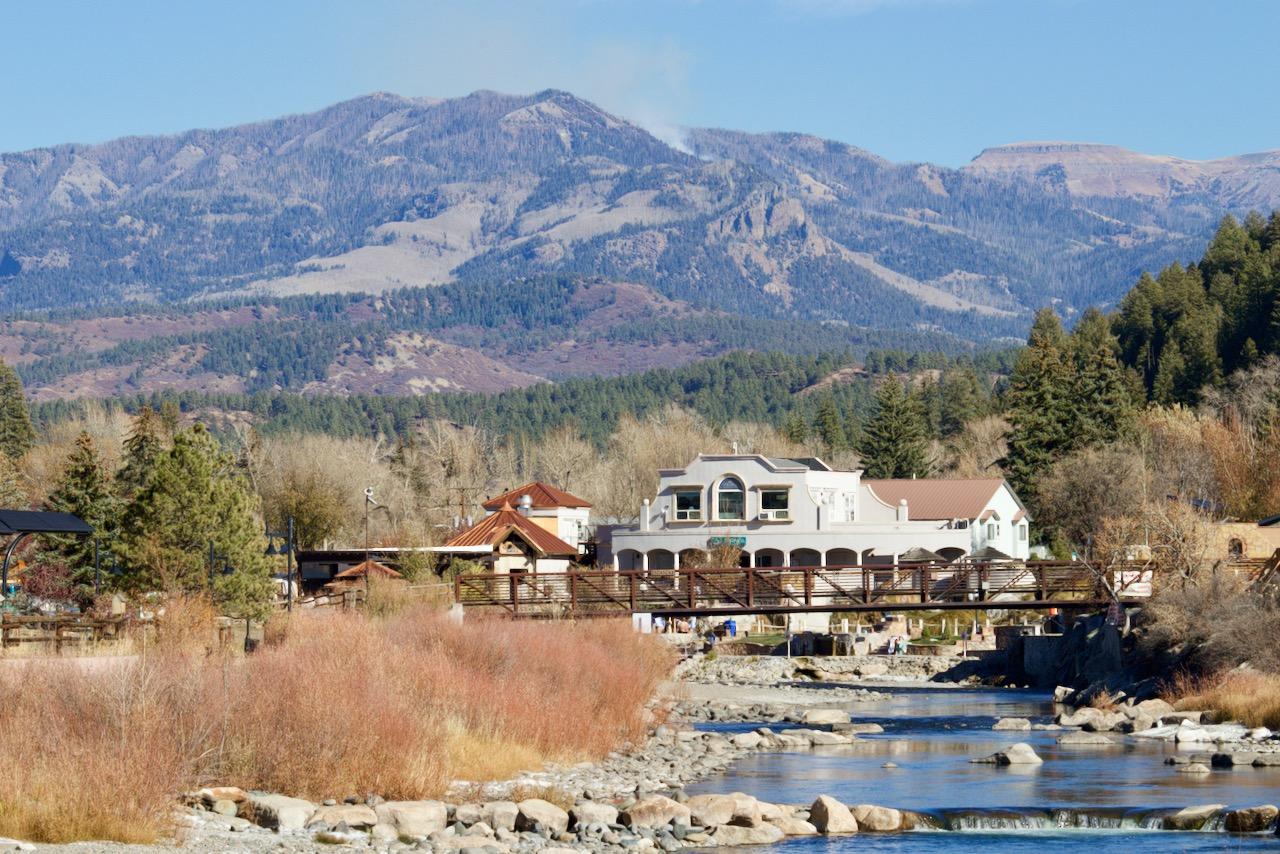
445,504,578,557
482,481,591,511
863,478,1007,521
328,559,404,581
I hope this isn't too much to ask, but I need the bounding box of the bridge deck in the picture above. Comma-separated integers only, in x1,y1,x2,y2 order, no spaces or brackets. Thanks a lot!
454,561,1161,618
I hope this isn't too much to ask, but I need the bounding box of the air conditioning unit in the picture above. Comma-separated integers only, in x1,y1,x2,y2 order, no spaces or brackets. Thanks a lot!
759,510,790,521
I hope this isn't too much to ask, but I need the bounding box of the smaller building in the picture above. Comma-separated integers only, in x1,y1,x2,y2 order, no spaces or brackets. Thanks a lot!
323,558,405,591
441,501,579,573
1211,517,1280,560
481,482,592,555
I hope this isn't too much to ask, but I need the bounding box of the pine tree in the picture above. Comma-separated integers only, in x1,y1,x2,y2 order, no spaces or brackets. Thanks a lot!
116,405,166,499
938,367,988,437
1069,308,1141,446
783,410,808,444
0,453,26,508
1003,308,1073,504
814,395,847,457
117,424,273,619
857,375,930,479
44,432,119,590
0,359,35,462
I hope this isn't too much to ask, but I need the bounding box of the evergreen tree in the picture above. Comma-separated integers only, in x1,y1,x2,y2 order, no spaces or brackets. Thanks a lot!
783,410,808,444
0,359,35,462
1069,308,1140,446
857,375,930,479
117,424,273,618
1003,309,1073,505
116,405,166,499
814,395,847,456
0,453,26,508
44,432,119,591
938,367,988,437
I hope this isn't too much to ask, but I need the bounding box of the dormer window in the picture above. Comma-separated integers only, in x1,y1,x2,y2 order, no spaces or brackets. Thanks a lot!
716,477,745,521
672,487,702,521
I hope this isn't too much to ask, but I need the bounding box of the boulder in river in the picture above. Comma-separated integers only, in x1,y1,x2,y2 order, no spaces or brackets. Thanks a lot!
621,795,691,829
851,804,902,831
1057,731,1115,746
803,708,850,725
712,823,786,845
1176,763,1212,775
971,743,1043,765
992,717,1031,731
809,795,858,833
1162,804,1224,830
1223,805,1278,833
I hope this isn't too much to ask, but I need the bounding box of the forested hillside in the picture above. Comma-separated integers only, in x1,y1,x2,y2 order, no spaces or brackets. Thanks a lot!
2,89,1274,340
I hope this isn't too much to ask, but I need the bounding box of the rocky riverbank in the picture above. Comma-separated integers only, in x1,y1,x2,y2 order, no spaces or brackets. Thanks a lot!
678,652,972,685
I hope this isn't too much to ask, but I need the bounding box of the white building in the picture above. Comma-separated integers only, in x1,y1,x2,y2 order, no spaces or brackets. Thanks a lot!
605,454,1030,569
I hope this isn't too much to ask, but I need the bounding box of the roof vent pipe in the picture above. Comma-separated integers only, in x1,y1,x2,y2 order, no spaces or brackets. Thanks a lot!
641,498,650,532
518,494,533,515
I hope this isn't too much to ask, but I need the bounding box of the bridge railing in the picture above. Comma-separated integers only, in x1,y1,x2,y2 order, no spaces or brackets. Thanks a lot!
454,560,1159,616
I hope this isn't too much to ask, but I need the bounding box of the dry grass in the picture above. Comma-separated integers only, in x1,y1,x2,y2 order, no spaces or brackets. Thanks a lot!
0,601,675,843
1164,669,1280,729
1087,688,1121,711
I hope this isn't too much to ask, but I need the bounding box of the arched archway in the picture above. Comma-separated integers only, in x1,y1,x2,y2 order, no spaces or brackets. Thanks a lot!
647,549,675,570
826,547,859,567
1228,538,1245,558
616,549,644,571
790,548,822,567
754,548,785,568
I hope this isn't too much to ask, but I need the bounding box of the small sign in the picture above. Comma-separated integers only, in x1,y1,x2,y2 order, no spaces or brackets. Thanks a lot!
708,536,746,548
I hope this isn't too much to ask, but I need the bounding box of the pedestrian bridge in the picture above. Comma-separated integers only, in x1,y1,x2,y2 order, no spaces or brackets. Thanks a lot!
453,560,1172,618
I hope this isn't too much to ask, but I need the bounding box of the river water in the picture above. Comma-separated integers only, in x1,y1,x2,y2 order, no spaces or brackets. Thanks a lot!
688,686,1280,851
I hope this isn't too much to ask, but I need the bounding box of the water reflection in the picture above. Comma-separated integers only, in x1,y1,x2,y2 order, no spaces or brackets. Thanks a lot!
690,687,1280,812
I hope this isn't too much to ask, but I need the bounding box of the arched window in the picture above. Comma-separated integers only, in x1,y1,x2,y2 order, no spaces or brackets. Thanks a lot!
1228,538,1244,558
716,476,745,520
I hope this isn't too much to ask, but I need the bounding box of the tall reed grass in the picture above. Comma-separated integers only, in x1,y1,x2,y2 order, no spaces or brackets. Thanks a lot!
0,602,674,843
1164,669,1280,729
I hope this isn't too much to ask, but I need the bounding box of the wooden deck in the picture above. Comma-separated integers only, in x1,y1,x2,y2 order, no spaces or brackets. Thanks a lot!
453,560,1166,618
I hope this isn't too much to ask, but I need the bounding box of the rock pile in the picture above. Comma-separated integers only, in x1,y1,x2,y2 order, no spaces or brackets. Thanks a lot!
186,786,912,850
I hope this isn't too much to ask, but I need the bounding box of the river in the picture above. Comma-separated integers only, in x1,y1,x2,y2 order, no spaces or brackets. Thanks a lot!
688,686,1280,851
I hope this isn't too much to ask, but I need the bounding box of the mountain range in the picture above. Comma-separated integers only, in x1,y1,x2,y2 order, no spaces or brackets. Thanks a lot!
1,89,1277,399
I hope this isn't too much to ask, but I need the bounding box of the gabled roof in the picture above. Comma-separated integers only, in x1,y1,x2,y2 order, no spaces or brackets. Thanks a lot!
329,559,404,582
446,503,578,557
863,478,1019,521
482,481,591,511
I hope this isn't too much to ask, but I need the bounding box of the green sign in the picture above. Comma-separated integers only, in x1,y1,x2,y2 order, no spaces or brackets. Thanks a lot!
708,536,746,548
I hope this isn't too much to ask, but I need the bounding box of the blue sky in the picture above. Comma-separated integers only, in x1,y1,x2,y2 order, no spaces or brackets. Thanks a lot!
2,0,1277,166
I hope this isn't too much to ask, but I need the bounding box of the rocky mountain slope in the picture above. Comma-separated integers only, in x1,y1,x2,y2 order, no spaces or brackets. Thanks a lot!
2,89,1275,348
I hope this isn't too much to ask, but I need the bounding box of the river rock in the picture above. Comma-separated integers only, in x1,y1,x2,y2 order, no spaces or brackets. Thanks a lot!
242,793,317,831
482,801,518,833
516,799,570,834
1081,711,1127,732
1117,714,1155,733
311,803,379,828
571,801,619,828
712,823,786,845
1176,763,1212,775
1053,685,1073,703
851,804,902,831
1211,751,1259,767
201,786,247,805
685,794,736,826
621,795,690,829
806,730,853,745
1057,707,1104,727
992,718,1032,731
770,816,818,836
1253,754,1280,767
1162,804,1224,829
1249,727,1273,740
1223,805,1278,833
809,795,858,834
837,722,885,735
971,743,1043,765
1131,698,1175,718
1057,731,1115,745
803,708,850,725
375,801,449,838
731,732,763,749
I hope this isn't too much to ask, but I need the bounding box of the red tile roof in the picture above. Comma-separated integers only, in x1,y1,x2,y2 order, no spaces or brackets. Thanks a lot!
863,478,1008,521
482,481,591,511
446,503,578,556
